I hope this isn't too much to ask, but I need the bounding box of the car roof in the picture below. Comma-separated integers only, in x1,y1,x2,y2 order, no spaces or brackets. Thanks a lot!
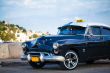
60,22,110,28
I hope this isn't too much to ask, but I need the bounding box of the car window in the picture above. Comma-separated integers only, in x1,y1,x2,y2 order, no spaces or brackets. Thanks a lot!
102,27,110,35
58,26,85,35
91,26,101,35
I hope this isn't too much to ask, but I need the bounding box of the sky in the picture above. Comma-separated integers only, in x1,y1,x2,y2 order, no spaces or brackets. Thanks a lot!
0,0,110,34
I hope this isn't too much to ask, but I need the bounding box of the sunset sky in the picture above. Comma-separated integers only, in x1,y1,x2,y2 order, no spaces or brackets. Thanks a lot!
0,0,110,34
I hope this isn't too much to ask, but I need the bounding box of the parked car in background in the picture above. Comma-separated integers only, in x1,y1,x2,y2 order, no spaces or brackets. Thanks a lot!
21,21,110,70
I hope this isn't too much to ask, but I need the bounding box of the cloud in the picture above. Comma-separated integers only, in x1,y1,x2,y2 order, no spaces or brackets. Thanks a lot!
1,0,58,19
2,0,110,18
56,0,110,17
4,0,57,9
24,0,32,6
4,0,22,6
1,0,110,33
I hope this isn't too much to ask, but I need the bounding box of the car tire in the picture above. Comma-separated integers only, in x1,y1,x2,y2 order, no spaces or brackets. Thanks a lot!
60,50,79,70
29,61,45,69
86,60,95,64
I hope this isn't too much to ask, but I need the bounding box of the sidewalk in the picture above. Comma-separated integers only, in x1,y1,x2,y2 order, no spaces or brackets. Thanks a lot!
0,59,28,67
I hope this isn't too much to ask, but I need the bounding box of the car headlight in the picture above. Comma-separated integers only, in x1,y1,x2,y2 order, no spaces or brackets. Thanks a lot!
53,42,59,49
21,43,27,48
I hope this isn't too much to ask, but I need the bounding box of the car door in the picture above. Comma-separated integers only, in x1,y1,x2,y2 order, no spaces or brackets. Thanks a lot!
86,26,103,59
101,27,110,57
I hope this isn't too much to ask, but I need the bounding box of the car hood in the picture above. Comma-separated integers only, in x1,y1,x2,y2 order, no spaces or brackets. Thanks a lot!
25,35,85,47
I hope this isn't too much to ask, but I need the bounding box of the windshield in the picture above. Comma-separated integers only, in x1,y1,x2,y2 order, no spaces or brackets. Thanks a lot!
58,26,86,35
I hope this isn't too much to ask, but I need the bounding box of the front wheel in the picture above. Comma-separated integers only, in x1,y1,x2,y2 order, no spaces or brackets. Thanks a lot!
60,50,79,70
29,61,45,69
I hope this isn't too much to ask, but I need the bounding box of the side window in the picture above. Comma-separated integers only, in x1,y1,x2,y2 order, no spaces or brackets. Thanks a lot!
102,27,110,35
91,26,101,35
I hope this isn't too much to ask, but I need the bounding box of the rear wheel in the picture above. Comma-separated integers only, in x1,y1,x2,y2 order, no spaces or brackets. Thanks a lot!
60,50,79,70
29,61,45,69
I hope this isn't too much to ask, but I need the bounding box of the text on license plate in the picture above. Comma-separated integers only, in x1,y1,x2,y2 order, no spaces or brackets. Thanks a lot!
31,57,40,62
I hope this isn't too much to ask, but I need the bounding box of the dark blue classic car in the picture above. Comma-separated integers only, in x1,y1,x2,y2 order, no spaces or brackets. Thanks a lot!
21,22,110,70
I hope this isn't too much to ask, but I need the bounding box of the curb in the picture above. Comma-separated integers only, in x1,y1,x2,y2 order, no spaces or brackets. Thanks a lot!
0,59,28,67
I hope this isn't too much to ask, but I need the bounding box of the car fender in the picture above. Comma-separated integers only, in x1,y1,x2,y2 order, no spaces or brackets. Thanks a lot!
56,39,87,62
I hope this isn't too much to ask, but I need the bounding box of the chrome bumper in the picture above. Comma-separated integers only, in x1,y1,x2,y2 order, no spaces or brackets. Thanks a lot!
27,52,65,62
21,53,27,60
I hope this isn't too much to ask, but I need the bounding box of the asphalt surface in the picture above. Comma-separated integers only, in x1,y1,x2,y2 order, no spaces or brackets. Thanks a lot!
0,60,110,73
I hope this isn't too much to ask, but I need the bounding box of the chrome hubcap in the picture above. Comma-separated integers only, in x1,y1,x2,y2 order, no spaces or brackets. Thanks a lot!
64,51,78,69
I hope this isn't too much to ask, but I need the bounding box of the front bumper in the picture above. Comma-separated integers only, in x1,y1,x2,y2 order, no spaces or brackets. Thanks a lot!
21,52,65,62
21,53,27,60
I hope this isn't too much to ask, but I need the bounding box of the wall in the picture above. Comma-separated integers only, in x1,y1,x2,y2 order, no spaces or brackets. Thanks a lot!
0,43,23,59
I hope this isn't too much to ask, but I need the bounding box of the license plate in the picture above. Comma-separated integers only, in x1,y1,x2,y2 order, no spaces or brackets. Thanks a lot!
31,57,40,62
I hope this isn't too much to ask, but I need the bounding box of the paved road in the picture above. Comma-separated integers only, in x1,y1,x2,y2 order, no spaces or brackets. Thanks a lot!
0,60,110,73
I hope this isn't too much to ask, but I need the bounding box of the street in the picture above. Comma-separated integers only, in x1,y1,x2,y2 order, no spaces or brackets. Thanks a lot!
0,60,110,73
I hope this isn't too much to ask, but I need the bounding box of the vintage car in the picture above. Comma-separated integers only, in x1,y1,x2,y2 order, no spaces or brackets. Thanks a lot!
21,21,110,70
